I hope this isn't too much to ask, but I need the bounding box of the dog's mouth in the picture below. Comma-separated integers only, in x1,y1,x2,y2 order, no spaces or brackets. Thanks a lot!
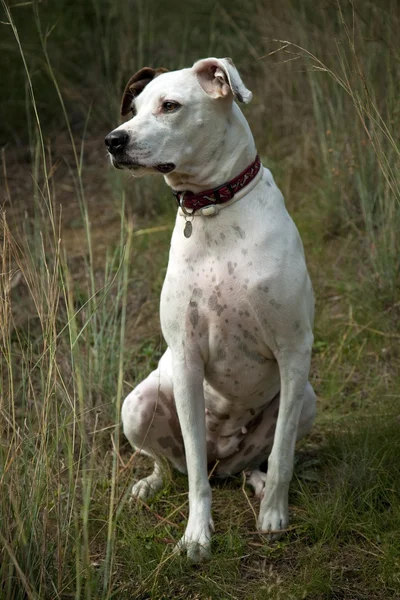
111,157,175,174
111,157,142,170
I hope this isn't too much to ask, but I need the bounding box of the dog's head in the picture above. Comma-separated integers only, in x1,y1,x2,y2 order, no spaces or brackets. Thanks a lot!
105,58,252,178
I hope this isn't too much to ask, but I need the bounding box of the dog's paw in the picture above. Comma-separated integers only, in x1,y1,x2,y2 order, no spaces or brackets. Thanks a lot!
258,507,289,541
130,475,163,501
174,517,214,562
258,482,289,541
246,469,268,499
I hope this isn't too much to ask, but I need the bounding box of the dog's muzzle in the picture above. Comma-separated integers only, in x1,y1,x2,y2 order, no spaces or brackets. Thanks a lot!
105,130,176,173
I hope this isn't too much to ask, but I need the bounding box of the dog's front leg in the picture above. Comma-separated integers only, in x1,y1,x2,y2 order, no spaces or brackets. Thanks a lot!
259,343,312,539
172,354,213,561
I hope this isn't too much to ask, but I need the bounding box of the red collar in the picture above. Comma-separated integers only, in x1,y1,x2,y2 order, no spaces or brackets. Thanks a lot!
173,155,261,213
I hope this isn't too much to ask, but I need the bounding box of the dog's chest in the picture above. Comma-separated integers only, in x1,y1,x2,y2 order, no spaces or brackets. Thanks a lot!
191,259,278,386
161,217,281,407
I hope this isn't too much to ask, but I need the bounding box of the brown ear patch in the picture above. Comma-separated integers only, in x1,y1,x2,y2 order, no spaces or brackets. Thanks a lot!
120,67,168,116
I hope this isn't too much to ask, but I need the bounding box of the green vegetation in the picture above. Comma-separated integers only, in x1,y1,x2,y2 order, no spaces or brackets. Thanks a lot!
1,1,399,598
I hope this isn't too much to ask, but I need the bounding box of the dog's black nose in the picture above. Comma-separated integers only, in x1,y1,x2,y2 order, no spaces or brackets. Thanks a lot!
105,130,129,154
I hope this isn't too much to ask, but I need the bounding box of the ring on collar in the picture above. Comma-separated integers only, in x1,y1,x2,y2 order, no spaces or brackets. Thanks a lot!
178,193,194,217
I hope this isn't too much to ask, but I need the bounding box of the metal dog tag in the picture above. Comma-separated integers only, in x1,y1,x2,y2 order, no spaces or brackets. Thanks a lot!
184,220,193,238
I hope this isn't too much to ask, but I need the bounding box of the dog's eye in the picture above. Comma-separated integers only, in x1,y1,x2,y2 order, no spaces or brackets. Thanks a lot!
162,101,181,113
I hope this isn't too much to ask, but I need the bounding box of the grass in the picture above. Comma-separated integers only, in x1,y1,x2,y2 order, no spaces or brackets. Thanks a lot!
1,0,400,598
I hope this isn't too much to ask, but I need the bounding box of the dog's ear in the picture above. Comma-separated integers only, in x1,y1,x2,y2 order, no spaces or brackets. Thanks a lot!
193,57,252,104
120,67,169,116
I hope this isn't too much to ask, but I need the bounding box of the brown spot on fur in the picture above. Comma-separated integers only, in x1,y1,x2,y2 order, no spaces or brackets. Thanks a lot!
155,403,165,417
207,440,216,458
213,410,230,421
258,284,269,294
243,329,257,344
239,342,266,364
208,422,219,433
243,444,255,457
247,411,263,433
208,293,225,316
158,435,175,449
293,320,301,331
189,307,199,328
232,224,245,239
172,445,183,458
265,424,276,439
168,417,183,444
216,346,226,361
270,298,282,310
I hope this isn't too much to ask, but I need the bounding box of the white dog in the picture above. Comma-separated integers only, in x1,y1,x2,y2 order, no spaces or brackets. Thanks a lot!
105,57,316,561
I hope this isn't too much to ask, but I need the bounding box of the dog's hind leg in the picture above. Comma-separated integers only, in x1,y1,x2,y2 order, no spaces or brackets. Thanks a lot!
215,382,316,484
122,352,186,500
246,470,268,498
